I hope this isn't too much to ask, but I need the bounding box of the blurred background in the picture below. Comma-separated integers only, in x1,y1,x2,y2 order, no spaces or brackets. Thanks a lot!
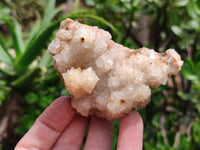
0,0,200,149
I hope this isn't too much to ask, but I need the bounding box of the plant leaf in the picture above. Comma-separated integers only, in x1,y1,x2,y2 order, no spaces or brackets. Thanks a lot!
0,33,13,65
194,50,200,64
180,58,200,83
41,0,62,29
15,11,118,70
0,17,24,56
11,67,41,88
14,22,59,70
0,32,9,54
0,48,13,66
171,25,183,36
72,13,118,34
25,20,41,45
174,0,189,7
0,66,17,76
73,0,80,11
38,51,53,68
193,0,200,16
60,10,118,33
187,2,198,19
195,62,200,77
178,91,197,101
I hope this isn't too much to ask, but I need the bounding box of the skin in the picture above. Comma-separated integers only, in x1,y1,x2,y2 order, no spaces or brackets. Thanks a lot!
15,96,143,150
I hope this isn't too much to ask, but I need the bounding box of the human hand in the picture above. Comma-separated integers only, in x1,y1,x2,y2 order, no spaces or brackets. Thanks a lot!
15,96,143,150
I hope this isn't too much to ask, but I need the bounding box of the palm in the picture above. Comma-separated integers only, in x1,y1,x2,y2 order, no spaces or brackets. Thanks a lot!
15,96,143,150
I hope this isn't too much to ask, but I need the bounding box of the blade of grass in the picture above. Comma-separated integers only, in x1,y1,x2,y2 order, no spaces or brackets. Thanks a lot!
0,17,24,56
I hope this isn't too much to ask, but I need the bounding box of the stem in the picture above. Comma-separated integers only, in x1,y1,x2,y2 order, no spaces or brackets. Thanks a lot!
0,91,23,149
172,76,178,92
121,0,143,47
160,113,169,145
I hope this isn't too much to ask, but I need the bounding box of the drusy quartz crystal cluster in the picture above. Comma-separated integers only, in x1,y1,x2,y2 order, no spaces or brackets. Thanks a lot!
48,18,183,120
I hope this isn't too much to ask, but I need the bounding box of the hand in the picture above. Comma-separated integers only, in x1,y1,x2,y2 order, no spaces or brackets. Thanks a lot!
15,96,143,150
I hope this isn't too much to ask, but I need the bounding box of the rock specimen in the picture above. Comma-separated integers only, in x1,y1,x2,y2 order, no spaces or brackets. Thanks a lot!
48,18,183,120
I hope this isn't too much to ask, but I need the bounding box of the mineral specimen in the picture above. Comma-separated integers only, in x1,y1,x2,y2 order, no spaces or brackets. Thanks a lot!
48,18,183,120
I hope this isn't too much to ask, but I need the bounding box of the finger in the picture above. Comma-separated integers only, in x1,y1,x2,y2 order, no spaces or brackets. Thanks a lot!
53,114,89,150
84,117,113,150
15,96,75,150
117,110,143,150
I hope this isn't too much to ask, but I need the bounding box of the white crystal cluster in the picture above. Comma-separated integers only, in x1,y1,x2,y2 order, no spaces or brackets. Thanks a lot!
48,18,183,120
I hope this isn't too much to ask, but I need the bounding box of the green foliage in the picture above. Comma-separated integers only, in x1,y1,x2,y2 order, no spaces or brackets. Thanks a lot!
0,1,120,148
1,0,200,149
83,0,200,149
1,0,45,23
178,50,200,114
0,17,24,55
0,79,10,105
112,119,120,150
0,0,116,90
0,0,61,92
191,117,200,147
16,66,67,135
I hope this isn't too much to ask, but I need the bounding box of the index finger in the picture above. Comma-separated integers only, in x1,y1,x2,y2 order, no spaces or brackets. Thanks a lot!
117,110,143,150
15,96,75,150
